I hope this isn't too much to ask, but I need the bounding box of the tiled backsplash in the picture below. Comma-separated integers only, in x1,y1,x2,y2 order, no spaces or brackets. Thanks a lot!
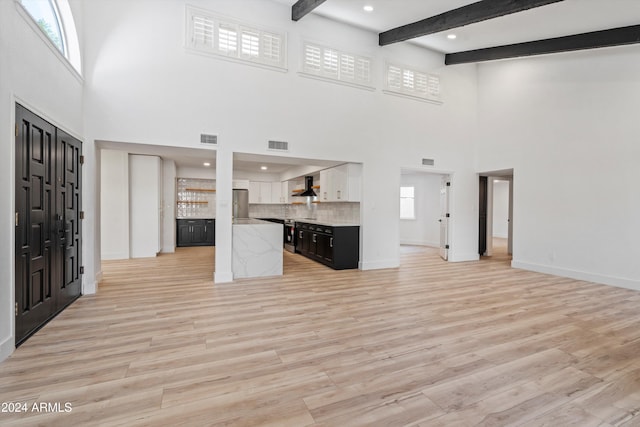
249,201,360,224
177,178,216,219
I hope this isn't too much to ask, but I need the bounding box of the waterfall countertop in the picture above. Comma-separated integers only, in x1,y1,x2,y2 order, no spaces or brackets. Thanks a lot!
232,219,283,279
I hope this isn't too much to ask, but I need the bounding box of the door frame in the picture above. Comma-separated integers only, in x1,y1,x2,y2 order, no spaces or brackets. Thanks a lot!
478,169,514,258
13,100,84,346
399,167,454,260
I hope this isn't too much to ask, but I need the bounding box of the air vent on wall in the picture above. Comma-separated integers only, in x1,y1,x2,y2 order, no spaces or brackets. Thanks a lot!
200,134,218,145
422,158,435,166
268,140,289,152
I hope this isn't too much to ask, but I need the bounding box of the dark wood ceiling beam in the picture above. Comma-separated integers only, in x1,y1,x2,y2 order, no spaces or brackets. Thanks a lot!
379,0,564,46
445,25,640,65
292,0,327,21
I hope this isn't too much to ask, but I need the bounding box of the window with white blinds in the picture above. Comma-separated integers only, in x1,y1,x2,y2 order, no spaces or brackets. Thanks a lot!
384,63,442,103
186,6,287,70
301,41,373,89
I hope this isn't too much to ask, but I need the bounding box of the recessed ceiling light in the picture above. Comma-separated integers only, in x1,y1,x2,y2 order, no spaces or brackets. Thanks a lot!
447,34,457,40
363,5,374,12
260,166,268,170
203,162,211,167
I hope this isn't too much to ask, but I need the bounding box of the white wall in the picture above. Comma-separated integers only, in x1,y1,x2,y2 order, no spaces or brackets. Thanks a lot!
400,173,441,247
477,46,640,289
176,166,216,180
129,155,162,258
0,0,85,361
100,150,130,259
82,0,479,281
162,159,177,253
492,180,509,239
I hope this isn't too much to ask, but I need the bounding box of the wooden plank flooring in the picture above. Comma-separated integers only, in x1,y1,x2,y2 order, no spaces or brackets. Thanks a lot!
2,245,640,426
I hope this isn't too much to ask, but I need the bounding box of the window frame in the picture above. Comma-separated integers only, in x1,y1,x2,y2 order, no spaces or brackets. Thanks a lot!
15,0,82,78
383,62,442,104
185,6,288,72
400,186,416,220
299,40,375,91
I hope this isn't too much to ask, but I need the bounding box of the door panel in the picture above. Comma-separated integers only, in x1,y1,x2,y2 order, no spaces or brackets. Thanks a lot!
479,176,488,256
15,107,57,343
15,104,82,345
57,129,82,307
439,176,450,261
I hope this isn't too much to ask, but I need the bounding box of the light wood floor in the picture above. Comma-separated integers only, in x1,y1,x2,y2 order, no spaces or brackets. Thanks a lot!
2,246,640,426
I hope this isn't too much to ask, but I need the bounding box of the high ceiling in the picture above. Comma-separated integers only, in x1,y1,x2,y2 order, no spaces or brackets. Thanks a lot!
276,0,640,56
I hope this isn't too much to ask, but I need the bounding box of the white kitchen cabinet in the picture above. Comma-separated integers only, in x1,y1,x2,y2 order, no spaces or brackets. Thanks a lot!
259,182,272,203
319,163,362,202
249,181,261,203
249,181,282,204
233,179,249,190
271,182,285,204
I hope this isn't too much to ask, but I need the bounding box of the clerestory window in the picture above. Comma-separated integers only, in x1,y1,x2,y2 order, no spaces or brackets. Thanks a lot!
17,0,82,75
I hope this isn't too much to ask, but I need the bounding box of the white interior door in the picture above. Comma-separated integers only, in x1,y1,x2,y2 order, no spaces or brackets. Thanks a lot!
439,176,450,260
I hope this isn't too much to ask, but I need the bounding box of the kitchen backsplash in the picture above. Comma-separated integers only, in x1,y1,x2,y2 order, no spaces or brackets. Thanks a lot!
249,202,360,224
176,178,216,219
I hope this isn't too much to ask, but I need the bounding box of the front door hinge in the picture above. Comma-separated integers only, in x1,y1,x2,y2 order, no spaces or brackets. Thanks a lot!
15,212,18,227
15,302,18,316
80,155,85,165
445,245,450,249
80,211,85,220
446,182,451,187
80,266,84,275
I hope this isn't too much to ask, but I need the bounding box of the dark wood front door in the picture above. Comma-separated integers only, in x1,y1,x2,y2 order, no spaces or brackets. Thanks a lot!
15,104,82,345
479,176,488,256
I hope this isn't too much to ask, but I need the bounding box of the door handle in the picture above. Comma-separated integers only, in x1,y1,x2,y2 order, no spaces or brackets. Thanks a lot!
330,237,333,248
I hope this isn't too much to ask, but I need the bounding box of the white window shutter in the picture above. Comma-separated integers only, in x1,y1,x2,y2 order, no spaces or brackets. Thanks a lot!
192,15,214,48
218,24,237,54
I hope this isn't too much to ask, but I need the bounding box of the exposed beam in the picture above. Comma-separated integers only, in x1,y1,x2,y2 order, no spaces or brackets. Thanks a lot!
379,0,564,46
445,25,640,65
292,0,326,22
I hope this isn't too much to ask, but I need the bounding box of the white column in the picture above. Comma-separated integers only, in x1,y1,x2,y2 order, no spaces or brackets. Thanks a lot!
215,148,233,283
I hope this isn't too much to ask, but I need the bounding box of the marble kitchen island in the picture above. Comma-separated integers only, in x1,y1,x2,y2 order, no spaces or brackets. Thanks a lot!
232,219,283,279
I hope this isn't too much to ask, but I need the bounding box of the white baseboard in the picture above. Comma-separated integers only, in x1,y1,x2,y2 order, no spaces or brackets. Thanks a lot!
215,271,233,283
0,335,14,363
448,252,480,262
95,270,103,284
511,260,640,292
83,279,97,295
492,234,508,239
359,259,400,270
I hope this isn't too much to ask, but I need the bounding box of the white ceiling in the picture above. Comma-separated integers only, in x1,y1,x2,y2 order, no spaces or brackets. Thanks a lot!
276,0,640,54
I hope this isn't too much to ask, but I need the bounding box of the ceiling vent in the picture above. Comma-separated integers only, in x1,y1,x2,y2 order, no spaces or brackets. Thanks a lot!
422,158,435,166
268,140,289,152
200,134,218,145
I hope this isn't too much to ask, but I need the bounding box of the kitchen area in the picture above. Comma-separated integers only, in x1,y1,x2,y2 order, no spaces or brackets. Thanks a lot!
99,143,362,282
171,152,362,280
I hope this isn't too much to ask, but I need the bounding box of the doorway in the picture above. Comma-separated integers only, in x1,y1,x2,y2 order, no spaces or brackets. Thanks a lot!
15,104,83,345
399,170,451,261
478,170,514,261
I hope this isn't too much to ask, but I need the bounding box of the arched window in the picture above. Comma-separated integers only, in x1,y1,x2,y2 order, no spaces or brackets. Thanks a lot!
17,0,82,75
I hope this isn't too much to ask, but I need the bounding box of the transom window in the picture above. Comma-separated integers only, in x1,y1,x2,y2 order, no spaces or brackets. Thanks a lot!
17,0,82,74
301,41,373,89
385,62,441,103
186,6,287,71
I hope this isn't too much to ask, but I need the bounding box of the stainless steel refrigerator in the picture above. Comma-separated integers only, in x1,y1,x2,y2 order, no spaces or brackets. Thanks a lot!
232,189,249,218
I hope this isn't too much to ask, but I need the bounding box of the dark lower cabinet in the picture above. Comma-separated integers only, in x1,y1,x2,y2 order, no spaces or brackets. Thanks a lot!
295,222,359,270
177,219,215,247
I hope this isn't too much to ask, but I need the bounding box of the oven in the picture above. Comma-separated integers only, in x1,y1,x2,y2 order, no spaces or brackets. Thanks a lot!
284,219,296,252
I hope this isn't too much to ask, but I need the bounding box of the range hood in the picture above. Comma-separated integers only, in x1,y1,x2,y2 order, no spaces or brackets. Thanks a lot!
296,176,317,197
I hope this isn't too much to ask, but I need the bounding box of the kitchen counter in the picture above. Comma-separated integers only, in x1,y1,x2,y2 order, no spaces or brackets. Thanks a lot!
250,217,360,227
294,219,360,227
232,219,283,279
